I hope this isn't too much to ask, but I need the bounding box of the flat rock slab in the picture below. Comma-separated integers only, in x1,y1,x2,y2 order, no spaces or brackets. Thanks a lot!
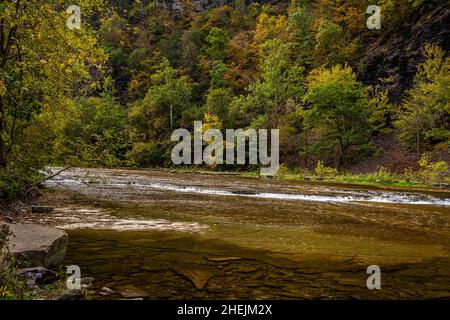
172,264,216,290
5,223,68,268
205,255,243,262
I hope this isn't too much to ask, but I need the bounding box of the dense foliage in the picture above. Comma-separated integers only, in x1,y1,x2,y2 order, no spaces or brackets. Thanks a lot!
0,0,448,197
0,0,105,197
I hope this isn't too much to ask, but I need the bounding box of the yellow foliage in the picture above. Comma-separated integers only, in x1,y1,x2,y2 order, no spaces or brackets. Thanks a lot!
254,13,289,45
0,79,6,97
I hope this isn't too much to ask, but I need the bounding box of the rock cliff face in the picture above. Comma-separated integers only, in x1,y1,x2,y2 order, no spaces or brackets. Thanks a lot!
359,3,450,102
153,0,229,11
153,0,278,11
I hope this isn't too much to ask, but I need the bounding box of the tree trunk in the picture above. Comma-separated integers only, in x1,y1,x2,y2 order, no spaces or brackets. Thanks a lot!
415,112,421,159
0,96,5,168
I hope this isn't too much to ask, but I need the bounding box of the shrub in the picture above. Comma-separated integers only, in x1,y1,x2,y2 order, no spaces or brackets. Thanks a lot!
418,154,449,183
314,161,338,177
127,142,165,167
366,166,394,183
0,225,28,300
277,164,289,176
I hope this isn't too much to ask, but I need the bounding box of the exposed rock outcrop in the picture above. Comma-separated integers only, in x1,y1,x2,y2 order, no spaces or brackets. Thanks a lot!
360,3,450,102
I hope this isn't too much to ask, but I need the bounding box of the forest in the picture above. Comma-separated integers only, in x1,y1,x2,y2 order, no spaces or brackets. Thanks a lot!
0,0,449,199
0,0,450,303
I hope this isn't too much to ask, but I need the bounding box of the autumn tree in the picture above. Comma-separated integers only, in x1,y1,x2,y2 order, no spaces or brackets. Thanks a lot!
0,0,105,196
314,19,344,66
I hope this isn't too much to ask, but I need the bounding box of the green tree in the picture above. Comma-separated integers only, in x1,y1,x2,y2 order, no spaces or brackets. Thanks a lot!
205,87,234,127
288,5,314,66
54,95,131,167
230,39,305,128
205,27,230,61
209,60,229,89
303,65,373,167
314,19,343,66
395,44,450,156
367,87,393,134
128,58,193,143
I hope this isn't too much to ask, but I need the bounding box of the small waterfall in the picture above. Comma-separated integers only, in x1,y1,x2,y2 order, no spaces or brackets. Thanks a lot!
44,167,450,207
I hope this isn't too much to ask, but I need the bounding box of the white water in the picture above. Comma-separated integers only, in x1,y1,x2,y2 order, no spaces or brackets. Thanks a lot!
44,168,450,207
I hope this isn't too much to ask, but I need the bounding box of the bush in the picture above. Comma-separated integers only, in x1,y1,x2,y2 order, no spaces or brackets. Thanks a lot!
277,164,289,176
418,154,449,183
367,166,394,183
403,167,414,183
127,142,165,167
0,170,24,199
54,96,132,167
314,161,338,177
0,225,29,300
0,167,40,200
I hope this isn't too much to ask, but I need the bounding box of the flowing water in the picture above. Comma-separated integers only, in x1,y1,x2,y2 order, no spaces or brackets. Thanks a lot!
28,167,450,299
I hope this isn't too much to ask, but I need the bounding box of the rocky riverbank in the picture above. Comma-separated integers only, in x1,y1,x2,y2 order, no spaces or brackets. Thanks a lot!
0,221,88,300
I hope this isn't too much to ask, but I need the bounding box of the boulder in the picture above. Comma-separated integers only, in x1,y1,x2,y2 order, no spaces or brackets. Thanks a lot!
17,267,59,287
6,223,68,268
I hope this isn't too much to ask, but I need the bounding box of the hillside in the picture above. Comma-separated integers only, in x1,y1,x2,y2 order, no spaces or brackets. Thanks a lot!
0,0,449,199
360,1,450,102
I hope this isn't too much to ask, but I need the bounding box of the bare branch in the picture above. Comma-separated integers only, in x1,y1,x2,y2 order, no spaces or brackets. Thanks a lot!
26,166,73,194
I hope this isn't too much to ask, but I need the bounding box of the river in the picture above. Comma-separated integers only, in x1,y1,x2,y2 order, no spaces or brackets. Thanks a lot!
27,167,450,299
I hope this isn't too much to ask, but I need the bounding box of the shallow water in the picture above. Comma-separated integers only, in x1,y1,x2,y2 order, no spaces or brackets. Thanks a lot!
31,167,450,299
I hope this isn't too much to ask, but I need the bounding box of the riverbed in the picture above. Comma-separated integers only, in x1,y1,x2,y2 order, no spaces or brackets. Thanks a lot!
27,167,450,299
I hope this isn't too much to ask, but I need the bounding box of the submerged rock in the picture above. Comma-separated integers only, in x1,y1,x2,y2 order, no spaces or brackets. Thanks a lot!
116,284,149,298
172,264,215,290
205,255,243,262
101,287,116,295
6,223,67,268
31,206,54,213
58,289,85,300
80,277,95,286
